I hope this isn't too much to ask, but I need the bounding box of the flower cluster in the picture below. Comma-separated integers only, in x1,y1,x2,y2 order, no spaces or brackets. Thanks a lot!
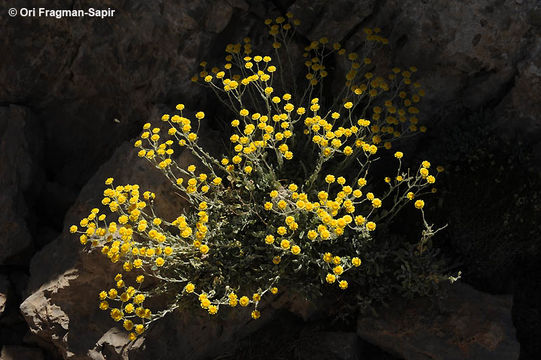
73,15,451,340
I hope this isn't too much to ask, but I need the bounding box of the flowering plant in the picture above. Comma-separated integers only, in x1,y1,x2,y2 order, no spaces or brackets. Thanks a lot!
71,13,453,340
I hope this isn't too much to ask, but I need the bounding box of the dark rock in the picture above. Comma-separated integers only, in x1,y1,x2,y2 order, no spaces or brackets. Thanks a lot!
0,105,43,265
8,271,29,301
0,345,44,360
356,283,519,360
0,275,8,315
495,37,541,155
0,0,257,191
294,330,362,360
2,0,538,358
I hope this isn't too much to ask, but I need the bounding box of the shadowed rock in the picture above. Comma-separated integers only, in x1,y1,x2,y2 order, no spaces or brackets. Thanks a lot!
357,283,519,360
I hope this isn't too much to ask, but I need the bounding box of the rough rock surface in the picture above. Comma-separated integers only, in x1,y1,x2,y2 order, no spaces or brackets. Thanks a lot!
0,345,44,360
0,105,43,264
20,134,189,358
0,0,538,358
357,283,520,360
294,331,362,360
0,275,8,315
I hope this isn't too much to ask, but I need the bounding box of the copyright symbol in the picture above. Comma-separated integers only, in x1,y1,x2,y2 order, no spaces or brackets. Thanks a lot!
8,8,17,17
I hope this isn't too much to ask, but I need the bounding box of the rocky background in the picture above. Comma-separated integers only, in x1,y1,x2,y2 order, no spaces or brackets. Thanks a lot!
1,0,540,359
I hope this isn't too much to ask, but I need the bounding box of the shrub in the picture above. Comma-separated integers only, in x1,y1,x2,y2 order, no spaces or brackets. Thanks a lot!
71,13,455,340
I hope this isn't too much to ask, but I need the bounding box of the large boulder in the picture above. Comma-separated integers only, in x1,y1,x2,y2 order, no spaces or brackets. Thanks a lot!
20,132,187,359
357,283,520,360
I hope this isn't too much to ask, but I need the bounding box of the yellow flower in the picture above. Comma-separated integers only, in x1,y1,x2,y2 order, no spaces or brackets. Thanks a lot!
427,175,436,184
326,274,336,284
325,175,335,183
200,298,211,309
185,283,195,293
344,102,353,109
135,324,144,335
333,265,344,275
280,239,290,249
239,296,250,307
200,245,209,254
414,200,425,209
110,308,123,321
284,103,294,112
251,310,261,319
372,198,382,208
323,252,332,263
352,257,362,267
265,235,275,244
124,303,135,314
366,221,376,231
195,111,205,120
208,305,218,315
291,245,301,255
123,319,134,331
339,280,348,290
133,294,145,304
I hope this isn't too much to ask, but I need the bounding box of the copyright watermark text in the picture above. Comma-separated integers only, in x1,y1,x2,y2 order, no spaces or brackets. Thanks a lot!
8,7,116,19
